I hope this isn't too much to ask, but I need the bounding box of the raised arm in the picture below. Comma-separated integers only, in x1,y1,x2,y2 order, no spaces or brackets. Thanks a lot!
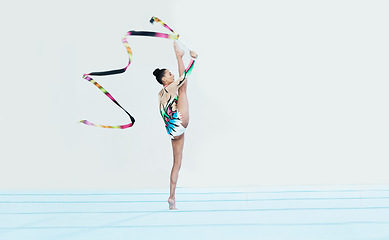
173,53,197,89
167,42,198,91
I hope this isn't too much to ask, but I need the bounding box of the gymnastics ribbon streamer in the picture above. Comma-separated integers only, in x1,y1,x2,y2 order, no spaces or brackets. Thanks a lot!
80,17,181,129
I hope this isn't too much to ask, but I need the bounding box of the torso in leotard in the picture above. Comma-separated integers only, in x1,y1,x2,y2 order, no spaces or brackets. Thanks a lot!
158,77,187,139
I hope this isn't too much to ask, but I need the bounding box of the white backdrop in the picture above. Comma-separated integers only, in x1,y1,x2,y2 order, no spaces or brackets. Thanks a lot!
0,0,388,190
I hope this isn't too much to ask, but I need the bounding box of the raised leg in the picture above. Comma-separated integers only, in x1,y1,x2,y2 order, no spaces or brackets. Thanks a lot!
174,40,189,128
174,41,185,77
177,83,189,128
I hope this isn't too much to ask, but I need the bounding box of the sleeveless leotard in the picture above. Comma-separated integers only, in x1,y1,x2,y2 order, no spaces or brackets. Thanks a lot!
158,77,188,139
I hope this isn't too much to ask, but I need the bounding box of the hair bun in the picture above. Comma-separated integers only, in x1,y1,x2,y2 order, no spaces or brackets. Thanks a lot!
153,68,166,85
153,68,161,77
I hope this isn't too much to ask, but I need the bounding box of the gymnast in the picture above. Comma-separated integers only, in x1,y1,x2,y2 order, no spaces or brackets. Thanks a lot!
153,41,197,210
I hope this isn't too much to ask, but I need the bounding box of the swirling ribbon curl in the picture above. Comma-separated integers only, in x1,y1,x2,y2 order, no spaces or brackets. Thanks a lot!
80,16,194,129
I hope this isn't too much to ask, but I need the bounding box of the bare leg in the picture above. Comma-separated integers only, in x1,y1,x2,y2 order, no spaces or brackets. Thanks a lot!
168,84,189,210
174,41,185,77
169,133,185,210
168,41,190,210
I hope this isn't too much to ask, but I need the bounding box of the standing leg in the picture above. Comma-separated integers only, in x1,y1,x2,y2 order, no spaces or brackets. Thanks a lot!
169,133,185,210
168,78,189,210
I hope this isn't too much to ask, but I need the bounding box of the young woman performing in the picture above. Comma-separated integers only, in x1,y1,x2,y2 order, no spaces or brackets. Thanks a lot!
153,41,197,210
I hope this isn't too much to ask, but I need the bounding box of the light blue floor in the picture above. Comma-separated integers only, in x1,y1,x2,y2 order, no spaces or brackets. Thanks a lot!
1,185,389,240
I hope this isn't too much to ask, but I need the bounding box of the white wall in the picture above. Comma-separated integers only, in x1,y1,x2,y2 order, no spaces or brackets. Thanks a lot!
0,0,388,190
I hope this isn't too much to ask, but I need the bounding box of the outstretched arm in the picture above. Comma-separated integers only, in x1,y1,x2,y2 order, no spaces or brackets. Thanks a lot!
167,42,198,91
172,54,197,89
174,40,198,76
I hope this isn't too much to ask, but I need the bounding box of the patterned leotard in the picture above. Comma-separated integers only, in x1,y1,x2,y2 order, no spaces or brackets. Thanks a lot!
158,77,188,139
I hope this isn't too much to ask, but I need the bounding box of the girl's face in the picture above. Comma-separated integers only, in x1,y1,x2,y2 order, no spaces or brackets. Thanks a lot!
163,70,174,85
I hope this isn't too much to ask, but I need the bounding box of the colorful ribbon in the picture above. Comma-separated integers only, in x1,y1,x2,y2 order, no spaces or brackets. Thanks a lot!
80,17,183,129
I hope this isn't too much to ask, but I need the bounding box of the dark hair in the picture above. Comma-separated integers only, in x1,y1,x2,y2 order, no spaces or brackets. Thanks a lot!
153,68,166,85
